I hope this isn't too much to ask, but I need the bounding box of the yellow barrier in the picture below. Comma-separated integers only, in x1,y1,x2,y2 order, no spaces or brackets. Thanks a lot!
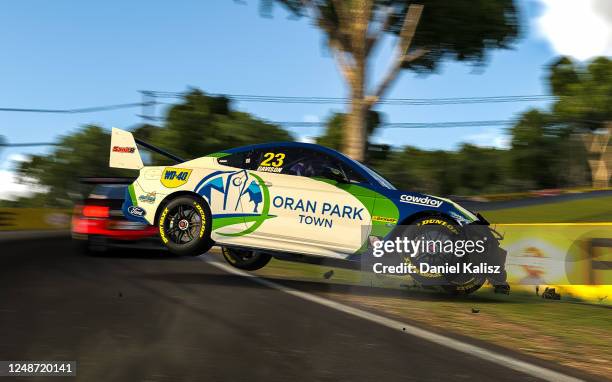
0,208,71,231
498,223,612,304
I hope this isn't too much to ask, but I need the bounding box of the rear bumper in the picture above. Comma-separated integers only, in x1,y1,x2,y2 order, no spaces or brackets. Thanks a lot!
71,216,162,250
72,217,158,240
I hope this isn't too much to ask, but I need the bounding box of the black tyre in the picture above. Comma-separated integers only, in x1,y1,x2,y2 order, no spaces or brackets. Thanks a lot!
158,195,214,256
73,236,107,255
397,216,486,295
221,247,271,271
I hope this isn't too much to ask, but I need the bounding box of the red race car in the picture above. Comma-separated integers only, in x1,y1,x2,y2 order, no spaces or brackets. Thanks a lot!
71,178,162,253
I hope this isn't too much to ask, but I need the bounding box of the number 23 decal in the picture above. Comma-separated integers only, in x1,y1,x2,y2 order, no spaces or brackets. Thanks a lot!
260,152,285,167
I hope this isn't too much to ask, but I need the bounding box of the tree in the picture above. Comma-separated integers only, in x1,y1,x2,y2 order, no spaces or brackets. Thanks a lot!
16,90,293,206
372,144,512,196
509,110,556,188
548,57,612,187
316,110,380,151
17,125,133,206
147,89,292,163
261,0,520,160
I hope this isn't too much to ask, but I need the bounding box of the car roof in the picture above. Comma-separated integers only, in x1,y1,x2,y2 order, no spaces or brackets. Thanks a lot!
220,141,382,187
222,141,342,157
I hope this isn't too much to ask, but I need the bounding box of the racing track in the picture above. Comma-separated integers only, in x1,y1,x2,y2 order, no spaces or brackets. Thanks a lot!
0,237,601,382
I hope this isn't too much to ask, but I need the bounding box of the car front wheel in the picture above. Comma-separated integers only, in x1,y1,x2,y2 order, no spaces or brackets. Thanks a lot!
397,216,486,295
221,247,271,271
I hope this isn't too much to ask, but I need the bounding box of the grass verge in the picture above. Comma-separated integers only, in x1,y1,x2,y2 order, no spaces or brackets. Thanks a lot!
253,258,611,379
481,196,612,223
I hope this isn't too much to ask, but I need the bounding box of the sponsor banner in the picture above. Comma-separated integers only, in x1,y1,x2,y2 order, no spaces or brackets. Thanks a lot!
497,224,612,287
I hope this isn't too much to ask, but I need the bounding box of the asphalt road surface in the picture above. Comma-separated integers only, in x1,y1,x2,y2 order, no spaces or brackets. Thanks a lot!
0,237,591,382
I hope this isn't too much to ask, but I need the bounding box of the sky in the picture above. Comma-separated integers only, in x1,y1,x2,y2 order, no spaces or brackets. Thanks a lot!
1,0,611,199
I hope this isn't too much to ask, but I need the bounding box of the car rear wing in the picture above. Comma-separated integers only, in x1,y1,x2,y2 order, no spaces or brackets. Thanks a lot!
110,128,144,170
109,127,185,170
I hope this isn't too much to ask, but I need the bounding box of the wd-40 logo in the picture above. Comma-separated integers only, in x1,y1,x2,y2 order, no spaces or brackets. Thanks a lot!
161,167,192,188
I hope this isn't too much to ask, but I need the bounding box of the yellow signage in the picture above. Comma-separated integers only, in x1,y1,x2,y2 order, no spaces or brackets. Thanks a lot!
160,167,192,188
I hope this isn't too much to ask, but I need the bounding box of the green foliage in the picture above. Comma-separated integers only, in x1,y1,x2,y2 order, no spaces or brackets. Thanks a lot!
15,90,292,206
316,113,345,150
264,0,520,72
16,125,133,206
549,56,612,131
147,90,292,163
370,144,513,196
509,109,558,188
316,111,381,151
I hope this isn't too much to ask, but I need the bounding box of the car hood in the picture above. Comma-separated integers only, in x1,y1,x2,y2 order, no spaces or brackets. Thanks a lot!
384,189,480,226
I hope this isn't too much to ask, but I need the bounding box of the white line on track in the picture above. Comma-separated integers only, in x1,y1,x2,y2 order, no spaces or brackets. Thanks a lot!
203,258,583,382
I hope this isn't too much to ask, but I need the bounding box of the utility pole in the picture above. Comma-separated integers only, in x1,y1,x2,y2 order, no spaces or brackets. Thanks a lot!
138,91,158,122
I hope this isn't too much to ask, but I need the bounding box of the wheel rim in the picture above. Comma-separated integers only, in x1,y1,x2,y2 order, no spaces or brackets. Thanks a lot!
165,204,203,245
226,248,255,262
411,226,457,269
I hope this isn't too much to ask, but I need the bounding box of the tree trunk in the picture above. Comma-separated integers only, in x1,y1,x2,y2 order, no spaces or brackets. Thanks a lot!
342,1,369,162
345,92,366,161
583,123,611,188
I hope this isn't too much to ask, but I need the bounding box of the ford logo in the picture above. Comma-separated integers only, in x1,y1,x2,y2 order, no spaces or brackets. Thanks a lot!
128,206,146,217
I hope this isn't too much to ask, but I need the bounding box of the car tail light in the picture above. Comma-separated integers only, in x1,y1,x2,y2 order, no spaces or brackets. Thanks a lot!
82,205,110,218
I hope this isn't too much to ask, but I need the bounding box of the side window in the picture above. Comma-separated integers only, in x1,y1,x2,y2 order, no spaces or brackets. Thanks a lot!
250,147,326,176
251,147,300,174
217,151,250,169
278,148,361,182
339,162,367,184
249,146,368,184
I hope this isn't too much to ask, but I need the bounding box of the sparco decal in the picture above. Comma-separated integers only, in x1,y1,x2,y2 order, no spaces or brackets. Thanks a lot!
112,146,135,153
400,194,442,208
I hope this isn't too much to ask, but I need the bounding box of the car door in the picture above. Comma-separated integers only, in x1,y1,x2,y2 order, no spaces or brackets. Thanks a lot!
241,146,374,256
200,150,252,236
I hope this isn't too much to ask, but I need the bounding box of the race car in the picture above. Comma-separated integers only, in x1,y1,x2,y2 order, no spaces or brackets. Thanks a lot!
109,128,509,294
71,178,162,253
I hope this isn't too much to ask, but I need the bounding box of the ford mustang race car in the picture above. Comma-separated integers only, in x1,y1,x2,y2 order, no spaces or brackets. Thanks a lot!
109,128,509,295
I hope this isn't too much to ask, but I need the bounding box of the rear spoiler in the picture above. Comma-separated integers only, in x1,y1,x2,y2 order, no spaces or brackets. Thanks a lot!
109,127,185,170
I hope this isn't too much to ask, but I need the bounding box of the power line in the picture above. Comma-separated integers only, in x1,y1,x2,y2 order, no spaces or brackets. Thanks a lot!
142,114,516,128
0,102,149,114
0,142,58,147
0,93,559,116
144,90,558,105
272,119,515,128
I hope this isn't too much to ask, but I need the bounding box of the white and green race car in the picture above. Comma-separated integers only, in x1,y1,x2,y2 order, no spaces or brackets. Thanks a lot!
110,128,509,294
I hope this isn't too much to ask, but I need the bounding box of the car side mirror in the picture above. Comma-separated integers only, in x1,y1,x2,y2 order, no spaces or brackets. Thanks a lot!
323,166,348,183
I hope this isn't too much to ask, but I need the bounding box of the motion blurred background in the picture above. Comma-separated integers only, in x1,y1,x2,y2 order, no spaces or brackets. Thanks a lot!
0,0,610,294
0,3,610,379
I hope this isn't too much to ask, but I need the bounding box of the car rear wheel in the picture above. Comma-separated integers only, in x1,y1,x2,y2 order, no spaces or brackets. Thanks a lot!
158,195,214,256
221,247,271,271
